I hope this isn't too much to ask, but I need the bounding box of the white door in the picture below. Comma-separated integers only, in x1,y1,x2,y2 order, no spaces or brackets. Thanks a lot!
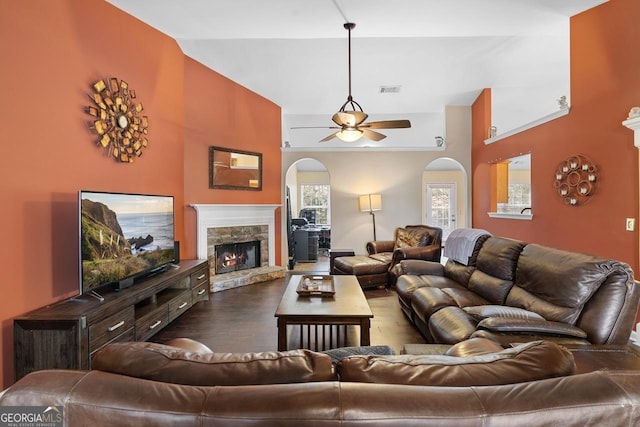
425,183,457,241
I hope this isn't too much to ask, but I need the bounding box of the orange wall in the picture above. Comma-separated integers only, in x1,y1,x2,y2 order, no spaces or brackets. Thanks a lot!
472,0,640,274
0,1,281,389
182,57,282,261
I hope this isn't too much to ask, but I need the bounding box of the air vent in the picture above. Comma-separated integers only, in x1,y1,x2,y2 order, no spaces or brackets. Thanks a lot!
379,85,401,94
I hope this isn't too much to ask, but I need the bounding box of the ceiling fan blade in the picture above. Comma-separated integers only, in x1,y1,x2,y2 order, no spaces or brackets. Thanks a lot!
333,111,367,127
319,132,338,142
361,119,412,129
291,126,340,129
362,129,386,141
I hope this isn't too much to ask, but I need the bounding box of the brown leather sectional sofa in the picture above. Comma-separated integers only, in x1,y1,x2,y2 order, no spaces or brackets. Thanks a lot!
395,235,640,346
3,338,640,426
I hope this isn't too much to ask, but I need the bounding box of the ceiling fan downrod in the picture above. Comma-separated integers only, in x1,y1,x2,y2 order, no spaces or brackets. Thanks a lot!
340,22,363,113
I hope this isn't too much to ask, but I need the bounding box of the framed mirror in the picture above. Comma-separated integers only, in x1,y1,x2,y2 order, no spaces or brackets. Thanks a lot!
209,146,262,190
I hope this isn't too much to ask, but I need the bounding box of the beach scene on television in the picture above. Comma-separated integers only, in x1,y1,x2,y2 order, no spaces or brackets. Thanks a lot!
80,192,175,291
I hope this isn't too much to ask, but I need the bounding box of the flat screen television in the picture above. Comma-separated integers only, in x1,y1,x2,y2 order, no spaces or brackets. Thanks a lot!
79,190,175,295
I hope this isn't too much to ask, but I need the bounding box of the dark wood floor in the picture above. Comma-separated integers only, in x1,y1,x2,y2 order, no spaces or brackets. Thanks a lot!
151,271,427,355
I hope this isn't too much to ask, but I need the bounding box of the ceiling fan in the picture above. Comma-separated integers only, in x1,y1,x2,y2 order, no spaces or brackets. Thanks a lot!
293,22,411,143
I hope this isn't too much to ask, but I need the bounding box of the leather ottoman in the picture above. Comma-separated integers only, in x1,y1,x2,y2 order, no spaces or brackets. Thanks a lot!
332,255,388,289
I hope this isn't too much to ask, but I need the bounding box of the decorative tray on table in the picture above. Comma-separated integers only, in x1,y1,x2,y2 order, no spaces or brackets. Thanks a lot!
296,275,335,297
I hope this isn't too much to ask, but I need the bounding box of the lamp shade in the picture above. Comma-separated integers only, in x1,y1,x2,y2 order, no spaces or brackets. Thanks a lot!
359,194,382,212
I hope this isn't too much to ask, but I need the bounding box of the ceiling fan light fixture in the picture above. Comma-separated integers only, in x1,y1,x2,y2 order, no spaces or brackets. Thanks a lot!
336,128,363,142
291,21,410,143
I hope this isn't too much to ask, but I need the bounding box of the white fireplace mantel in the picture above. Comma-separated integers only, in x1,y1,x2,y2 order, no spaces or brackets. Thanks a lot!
190,204,280,264
623,115,640,148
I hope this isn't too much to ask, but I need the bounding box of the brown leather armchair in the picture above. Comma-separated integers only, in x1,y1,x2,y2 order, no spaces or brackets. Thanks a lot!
369,224,442,287
368,224,442,268
333,225,442,288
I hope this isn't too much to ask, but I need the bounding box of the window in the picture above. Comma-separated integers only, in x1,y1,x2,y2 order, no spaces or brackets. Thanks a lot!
300,184,330,225
508,183,531,206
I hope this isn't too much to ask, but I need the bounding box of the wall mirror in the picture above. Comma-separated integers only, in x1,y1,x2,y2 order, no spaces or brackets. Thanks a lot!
488,153,532,219
209,146,262,190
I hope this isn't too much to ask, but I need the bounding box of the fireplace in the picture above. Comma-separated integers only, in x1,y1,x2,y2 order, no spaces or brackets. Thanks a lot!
215,240,261,274
191,204,285,292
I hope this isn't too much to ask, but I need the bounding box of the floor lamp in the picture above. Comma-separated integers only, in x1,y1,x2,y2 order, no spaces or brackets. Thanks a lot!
359,194,382,241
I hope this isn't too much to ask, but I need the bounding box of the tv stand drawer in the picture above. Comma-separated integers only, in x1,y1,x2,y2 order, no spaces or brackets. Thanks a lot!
89,306,135,351
136,307,169,342
168,292,193,322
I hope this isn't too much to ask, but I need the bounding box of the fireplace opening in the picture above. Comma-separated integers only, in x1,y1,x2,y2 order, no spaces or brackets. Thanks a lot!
215,240,261,274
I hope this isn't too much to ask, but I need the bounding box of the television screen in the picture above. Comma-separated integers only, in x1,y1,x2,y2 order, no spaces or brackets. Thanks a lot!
79,191,175,294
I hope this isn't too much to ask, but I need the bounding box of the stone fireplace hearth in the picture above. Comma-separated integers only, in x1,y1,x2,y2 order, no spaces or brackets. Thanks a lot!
191,204,285,292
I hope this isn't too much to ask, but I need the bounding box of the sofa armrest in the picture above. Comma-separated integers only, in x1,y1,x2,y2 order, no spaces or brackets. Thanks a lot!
396,259,445,276
366,240,395,255
477,317,588,339
390,245,441,270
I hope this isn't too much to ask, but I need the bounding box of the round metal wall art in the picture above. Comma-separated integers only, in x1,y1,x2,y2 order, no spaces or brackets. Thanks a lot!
86,77,149,163
553,154,598,206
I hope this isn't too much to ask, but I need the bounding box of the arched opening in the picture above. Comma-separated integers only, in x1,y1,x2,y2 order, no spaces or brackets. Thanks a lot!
423,158,468,242
285,158,330,269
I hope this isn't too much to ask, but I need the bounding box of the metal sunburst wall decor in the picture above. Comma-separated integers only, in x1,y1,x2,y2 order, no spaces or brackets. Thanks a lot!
86,77,149,163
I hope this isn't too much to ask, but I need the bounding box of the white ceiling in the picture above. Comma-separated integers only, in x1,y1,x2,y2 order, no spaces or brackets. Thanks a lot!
107,0,606,150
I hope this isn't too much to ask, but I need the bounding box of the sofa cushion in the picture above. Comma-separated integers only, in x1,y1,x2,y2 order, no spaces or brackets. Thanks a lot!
428,306,479,343
368,252,393,264
395,227,430,249
91,342,336,386
411,288,457,322
508,244,612,324
443,260,475,287
475,237,525,281
336,340,575,386
467,270,514,304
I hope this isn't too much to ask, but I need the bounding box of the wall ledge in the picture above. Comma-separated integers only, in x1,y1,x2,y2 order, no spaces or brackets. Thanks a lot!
488,212,533,220
485,108,570,145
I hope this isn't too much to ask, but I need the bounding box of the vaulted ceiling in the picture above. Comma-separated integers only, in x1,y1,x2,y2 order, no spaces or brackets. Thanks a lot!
108,0,607,150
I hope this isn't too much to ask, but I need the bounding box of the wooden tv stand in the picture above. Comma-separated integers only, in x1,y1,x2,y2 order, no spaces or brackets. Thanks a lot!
14,259,209,381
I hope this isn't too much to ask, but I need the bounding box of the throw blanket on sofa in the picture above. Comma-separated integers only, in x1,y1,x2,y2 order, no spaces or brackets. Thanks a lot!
444,228,492,265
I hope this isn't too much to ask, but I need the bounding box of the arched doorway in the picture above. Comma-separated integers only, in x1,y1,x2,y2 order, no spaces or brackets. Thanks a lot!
423,158,467,242
285,158,330,268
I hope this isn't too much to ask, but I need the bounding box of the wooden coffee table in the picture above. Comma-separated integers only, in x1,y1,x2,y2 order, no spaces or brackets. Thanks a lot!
275,275,373,351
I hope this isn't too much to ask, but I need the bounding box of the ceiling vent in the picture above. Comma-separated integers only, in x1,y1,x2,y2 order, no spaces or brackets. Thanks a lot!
379,85,401,94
